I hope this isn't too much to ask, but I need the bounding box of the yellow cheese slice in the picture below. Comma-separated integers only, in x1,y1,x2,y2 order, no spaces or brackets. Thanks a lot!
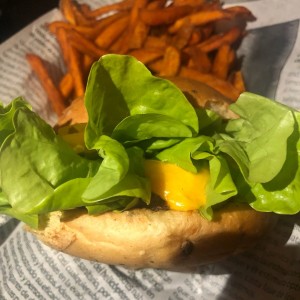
144,160,209,211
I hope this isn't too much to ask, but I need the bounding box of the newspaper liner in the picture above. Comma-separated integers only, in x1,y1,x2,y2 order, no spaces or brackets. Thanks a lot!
0,0,300,299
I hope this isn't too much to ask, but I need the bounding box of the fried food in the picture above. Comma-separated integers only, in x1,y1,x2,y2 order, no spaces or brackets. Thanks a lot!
26,0,256,113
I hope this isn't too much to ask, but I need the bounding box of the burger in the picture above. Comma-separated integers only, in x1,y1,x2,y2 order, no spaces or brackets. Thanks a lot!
0,54,299,271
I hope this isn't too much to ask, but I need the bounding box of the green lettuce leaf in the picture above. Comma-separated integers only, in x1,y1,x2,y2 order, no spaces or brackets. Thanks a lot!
156,136,215,173
202,155,238,219
83,136,151,205
83,135,130,200
223,92,295,183
0,100,98,219
0,190,38,228
129,138,182,154
112,113,193,143
87,197,139,214
0,97,31,145
215,93,300,214
28,178,93,214
239,110,300,214
84,54,198,148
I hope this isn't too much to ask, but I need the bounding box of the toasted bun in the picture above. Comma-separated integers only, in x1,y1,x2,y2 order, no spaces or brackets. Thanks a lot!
28,204,276,271
27,77,277,271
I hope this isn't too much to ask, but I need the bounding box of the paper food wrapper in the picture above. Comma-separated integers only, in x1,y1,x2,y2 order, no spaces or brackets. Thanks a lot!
1,0,300,299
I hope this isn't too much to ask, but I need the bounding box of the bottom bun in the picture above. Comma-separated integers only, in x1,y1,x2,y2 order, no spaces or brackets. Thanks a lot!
26,203,277,271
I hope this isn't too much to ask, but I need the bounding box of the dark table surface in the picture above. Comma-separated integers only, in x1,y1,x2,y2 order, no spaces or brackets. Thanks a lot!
0,0,59,43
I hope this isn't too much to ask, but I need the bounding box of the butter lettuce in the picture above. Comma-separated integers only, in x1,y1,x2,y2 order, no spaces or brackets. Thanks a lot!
221,92,295,183
239,111,300,214
112,114,193,143
0,99,99,227
0,189,38,228
1,54,300,228
84,54,198,149
82,135,151,204
213,93,300,214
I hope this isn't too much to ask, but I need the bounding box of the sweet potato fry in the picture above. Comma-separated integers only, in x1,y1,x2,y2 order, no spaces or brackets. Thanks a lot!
60,0,77,25
226,6,256,21
159,46,181,77
81,11,129,39
26,53,66,115
55,27,71,67
83,0,134,19
48,21,72,35
118,0,148,53
231,70,246,93
48,13,128,40
129,20,149,49
95,15,129,49
173,0,206,7
83,55,95,74
28,0,255,105
71,1,96,26
197,27,242,52
128,48,164,65
172,19,194,50
179,67,241,100
140,5,194,26
68,30,106,59
144,35,168,50
68,46,85,98
108,31,127,53
78,3,93,18
169,9,232,33
212,44,233,79
49,21,97,39
228,47,236,68
59,72,73,99
187,48,212,73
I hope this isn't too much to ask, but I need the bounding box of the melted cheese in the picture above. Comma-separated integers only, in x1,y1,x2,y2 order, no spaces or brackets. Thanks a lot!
144,160,209,211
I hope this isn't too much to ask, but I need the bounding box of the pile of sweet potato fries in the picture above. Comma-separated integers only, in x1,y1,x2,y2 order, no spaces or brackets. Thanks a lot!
26,0,256,116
